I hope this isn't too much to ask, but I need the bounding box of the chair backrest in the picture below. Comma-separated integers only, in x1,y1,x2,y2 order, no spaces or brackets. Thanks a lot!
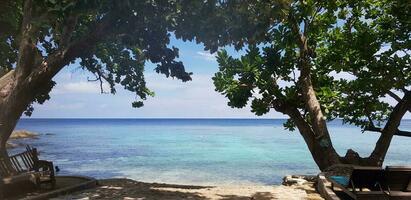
385,166,411,191
0,158,14,178
0,157,16,178
8,146,39,173
350,166,384,190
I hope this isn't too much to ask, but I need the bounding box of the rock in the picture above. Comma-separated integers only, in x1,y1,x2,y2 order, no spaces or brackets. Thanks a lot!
6,141,19,149
6,142,23,149
283,175,308,186
323,164,353,177
5,130,38,149
10,130,38,139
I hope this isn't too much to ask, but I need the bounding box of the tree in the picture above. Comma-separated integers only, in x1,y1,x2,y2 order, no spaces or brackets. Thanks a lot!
207,0,411,170
0,0,221,158
1,0,409,172
0,0,283,159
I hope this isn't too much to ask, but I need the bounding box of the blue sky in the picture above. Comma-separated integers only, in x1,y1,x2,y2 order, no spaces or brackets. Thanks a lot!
28,36,405,119
30,37,284,118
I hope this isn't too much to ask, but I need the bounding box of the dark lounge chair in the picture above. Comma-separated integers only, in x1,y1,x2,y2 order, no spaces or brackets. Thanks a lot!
329,166,411,200
384,166,411,200
329,166,388,200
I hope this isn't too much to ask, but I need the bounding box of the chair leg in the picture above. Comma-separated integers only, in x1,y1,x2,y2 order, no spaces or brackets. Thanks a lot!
35,174,41,189
51,178,56,189
0,185,4,199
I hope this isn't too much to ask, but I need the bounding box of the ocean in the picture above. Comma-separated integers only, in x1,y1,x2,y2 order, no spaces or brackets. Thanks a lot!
12,118,411,185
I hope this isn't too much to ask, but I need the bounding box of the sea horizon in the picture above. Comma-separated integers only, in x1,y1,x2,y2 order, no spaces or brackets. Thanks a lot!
20,117,411,120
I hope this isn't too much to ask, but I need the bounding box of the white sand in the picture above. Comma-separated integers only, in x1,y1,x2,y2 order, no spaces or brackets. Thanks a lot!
52,178,324,200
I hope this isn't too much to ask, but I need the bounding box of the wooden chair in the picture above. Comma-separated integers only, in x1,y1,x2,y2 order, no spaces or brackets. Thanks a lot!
384,166,411,200
0,146,55,198
329,166,388,200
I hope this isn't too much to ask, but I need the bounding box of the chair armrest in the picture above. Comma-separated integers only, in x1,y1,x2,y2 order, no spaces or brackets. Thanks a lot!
34,160,56,187
34,160,54,173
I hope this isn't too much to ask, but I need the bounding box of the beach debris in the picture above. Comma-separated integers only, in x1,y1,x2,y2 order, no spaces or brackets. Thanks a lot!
282,175,309,186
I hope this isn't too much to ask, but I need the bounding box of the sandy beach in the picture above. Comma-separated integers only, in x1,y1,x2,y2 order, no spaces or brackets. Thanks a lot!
50,178,323,200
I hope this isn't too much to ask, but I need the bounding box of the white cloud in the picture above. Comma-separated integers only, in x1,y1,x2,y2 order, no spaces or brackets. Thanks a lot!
32,72,284,118
54,81,110,94
44,102,86,110
328,71,356,81
29,69,287,118
196,51,217,62
140,73,283,118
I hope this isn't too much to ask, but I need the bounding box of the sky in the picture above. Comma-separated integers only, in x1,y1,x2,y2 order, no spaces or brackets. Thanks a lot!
30,37,285,118
28,35,406,119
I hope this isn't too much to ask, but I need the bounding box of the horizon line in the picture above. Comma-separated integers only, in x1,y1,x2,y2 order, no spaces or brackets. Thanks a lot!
20,117,411,120
20,117,287,119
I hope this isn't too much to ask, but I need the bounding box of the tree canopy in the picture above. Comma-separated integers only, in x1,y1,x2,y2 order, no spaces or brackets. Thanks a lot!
0,0,234,154
205,0,411,168
0,0,202,113
212,0,411,129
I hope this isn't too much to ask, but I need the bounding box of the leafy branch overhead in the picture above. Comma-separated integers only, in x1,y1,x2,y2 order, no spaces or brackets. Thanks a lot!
0,0,198,112
212,0,411,130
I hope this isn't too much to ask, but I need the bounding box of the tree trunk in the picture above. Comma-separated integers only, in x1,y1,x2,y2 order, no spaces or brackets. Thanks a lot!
300,131,342,171
0,0,114,160
291,26,341,170
0,70,39,159
286,18,388,170
284,107,341,170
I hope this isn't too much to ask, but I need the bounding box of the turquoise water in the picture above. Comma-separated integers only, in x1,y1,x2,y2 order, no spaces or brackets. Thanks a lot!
12,119,411,185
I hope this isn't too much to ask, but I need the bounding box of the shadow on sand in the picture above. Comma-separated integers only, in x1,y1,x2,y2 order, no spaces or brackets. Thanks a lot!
55,179,284,200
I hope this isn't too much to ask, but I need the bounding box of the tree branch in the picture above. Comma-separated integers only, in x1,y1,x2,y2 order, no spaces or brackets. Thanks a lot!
15,0,40,82
60,14,79,48
369,91,411,164
366,114,375,128
364,126,411,137
0,70,14,98
87,69,109,94
26,11,119,85
285,106,316,148
387,90,411,113
289,12,330,140
387,90,402,102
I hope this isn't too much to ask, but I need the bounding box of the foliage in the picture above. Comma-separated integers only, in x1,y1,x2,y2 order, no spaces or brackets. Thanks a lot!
211,0,411,130
0,0,201,112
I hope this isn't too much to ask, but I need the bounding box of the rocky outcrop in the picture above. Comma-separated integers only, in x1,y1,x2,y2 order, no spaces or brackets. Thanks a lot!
10,130,38,139
6,130,39,149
